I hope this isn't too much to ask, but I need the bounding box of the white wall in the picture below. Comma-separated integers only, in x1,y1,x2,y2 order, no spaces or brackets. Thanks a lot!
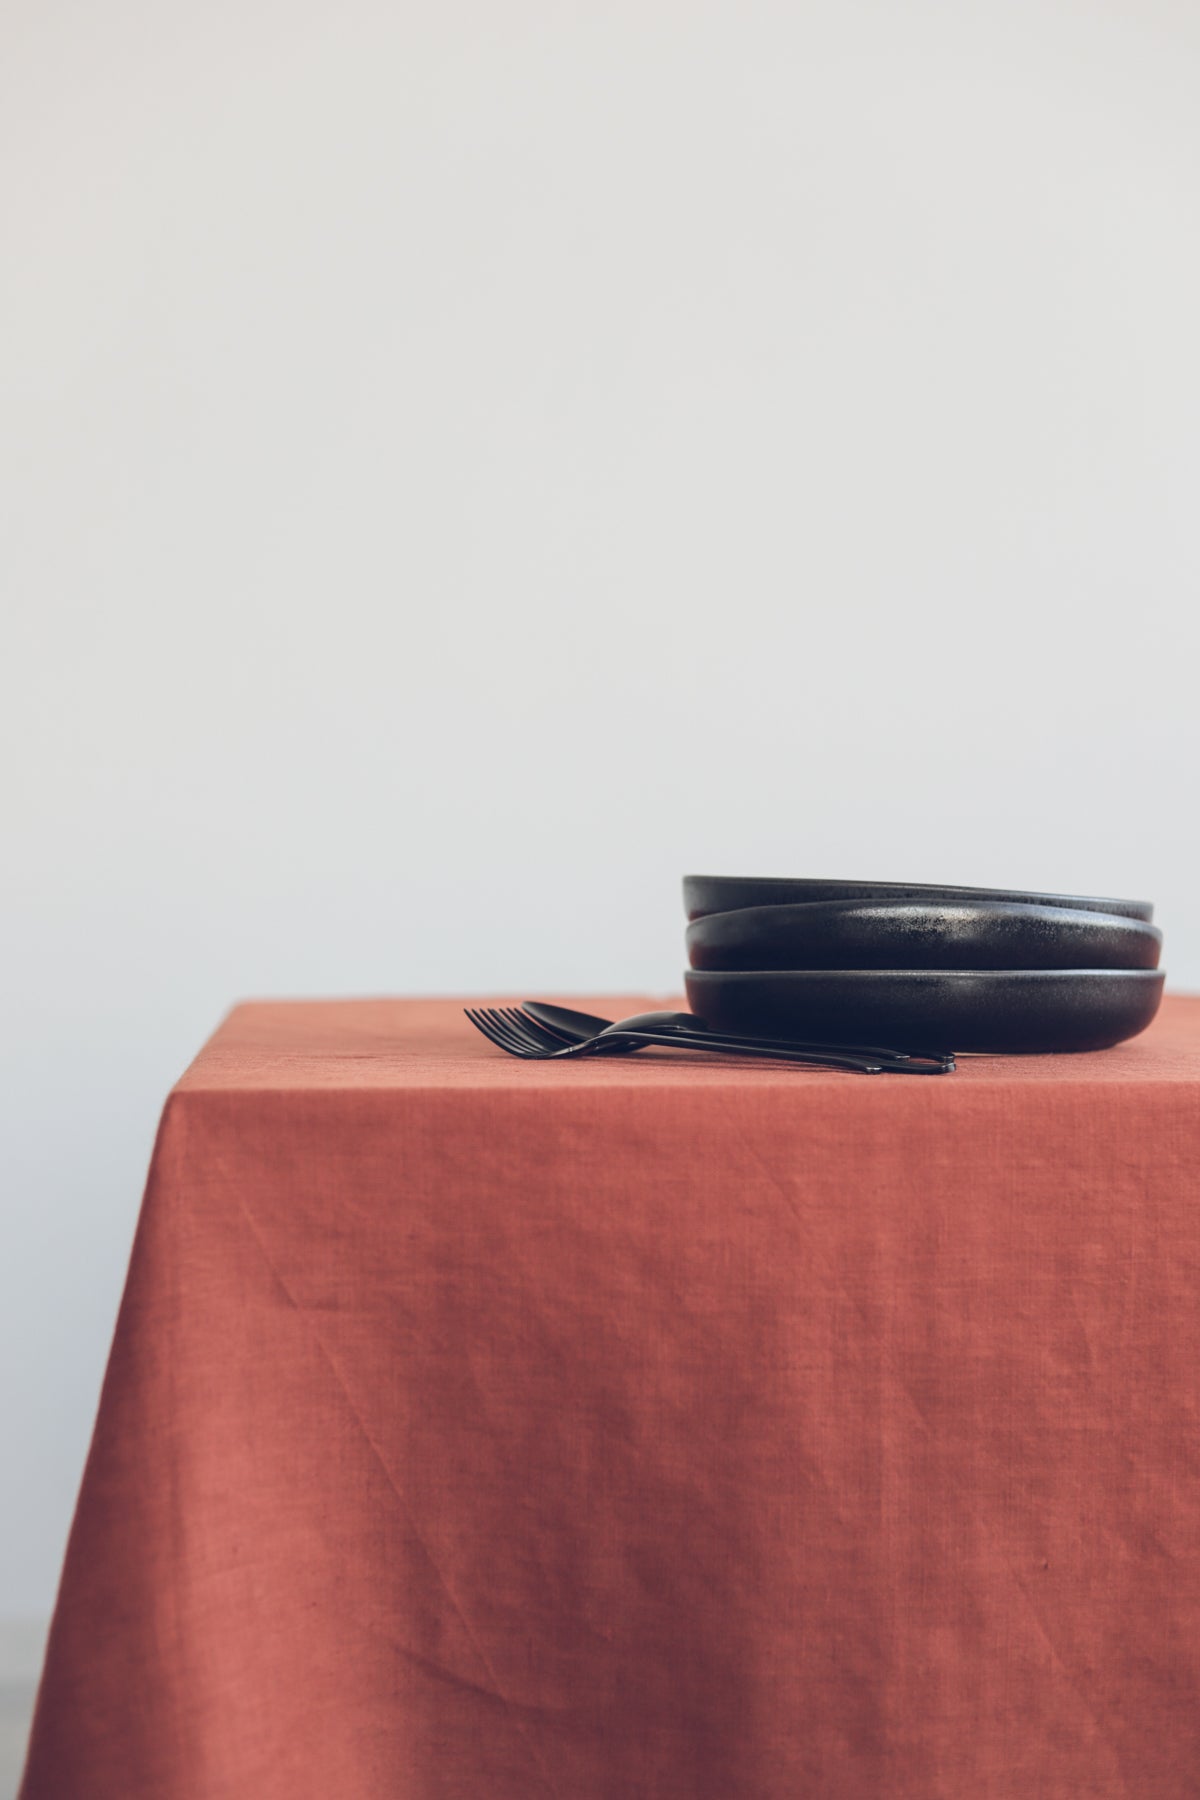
3,0,1199,1618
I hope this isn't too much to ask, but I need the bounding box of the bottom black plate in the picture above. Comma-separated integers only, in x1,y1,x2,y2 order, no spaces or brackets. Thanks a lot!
684,968,1165,1053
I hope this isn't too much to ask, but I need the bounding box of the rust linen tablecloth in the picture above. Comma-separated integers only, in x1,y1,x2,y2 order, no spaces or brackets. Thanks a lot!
21,997,1200,1800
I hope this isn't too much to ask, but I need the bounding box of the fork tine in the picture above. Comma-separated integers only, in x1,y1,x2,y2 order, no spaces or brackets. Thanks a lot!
463,1008,504,1048
498,1007,563,1051
475,1007,539,1052
511,1006,622,1058
470,1008,528,1047
514,1007,576,1046
485,1007,555,1053
464,1009,533,1057
474,1008,549,1056
502,1010,603,1058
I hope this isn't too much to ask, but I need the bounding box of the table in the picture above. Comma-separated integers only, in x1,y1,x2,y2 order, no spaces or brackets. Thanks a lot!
20,997,1200,1799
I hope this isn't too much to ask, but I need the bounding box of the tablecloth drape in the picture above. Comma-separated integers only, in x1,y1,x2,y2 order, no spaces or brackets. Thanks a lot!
20,996,1200,1798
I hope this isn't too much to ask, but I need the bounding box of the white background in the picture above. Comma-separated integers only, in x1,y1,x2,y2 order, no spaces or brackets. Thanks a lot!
3,0,1199,1625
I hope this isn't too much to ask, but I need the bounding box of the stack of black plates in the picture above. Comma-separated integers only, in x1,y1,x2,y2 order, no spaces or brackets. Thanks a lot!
683,876,1165,1052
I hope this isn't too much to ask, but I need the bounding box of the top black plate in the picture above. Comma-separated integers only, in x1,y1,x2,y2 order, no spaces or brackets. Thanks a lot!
683,874,1154,923
686,901,1163,972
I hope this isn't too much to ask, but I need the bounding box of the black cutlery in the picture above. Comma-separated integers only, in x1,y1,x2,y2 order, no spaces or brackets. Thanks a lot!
522,1001,954,1071
466,1008,890,1072
465,1006,954,1074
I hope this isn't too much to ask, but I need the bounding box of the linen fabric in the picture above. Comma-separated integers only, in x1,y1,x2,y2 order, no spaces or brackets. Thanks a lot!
21,997,1200,1799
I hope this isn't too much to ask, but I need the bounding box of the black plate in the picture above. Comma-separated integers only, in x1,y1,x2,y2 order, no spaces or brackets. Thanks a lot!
683,968,1165,1053
683,874,1154,923
686,901,1162,973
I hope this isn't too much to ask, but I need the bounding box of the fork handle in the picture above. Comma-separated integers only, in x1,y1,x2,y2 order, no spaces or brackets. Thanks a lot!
612,1032,894,1073
647,1032,951,1074
674,1029,951,1068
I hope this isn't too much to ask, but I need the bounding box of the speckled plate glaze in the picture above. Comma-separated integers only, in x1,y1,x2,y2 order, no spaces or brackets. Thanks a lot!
683,968,1165,1053
683,875,1155,924
686,901,1163,973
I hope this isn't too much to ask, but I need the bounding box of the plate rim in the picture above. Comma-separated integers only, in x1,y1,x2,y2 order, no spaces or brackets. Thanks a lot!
682,874,1155,916
683,967,1167,985
686,899,1163,936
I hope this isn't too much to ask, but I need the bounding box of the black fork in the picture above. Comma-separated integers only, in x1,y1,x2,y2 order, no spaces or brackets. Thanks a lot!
463,1007,896,1072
